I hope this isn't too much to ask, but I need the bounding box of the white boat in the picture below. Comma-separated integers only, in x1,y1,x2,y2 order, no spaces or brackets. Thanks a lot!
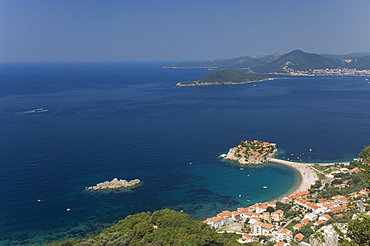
263,186,268,189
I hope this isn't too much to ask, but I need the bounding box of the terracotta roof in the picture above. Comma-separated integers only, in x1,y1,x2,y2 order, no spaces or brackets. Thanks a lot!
250,217,260,221
261,223,274,229
294,233,305,240
315,220,324,225
238,208,249,213
243,234,253,238
320,214,332,220
210,217,224,223
293,223,303,229
301,218,310,224
275,242,285,246
330,205,348,212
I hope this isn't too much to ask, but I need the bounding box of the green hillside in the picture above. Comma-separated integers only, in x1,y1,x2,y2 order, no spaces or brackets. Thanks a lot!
48,209,239,246
166,50,370,72
348,55,370,69
177,70,269,86
252,50,345,73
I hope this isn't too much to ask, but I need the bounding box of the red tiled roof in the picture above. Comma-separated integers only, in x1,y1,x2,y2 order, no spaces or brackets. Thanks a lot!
294,233,305,240
261,223,274,229
210,217,224,223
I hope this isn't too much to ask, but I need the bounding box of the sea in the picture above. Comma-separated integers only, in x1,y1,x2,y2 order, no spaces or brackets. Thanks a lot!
0,62,369,245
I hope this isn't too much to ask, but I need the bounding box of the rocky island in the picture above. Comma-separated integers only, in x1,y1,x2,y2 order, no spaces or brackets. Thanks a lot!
85,178,141,191
221,140,277,164
176,70,271,86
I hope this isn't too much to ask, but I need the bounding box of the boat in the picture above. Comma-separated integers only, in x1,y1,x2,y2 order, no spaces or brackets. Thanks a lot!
263,186,268,189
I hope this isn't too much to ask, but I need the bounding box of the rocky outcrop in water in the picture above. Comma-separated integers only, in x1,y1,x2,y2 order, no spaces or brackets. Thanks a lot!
86,178,140,191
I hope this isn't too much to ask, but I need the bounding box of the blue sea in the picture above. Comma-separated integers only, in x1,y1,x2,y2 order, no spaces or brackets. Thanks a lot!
0,62,369,245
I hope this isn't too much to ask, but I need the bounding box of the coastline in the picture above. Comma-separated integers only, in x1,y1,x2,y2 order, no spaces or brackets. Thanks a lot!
268,158,319,198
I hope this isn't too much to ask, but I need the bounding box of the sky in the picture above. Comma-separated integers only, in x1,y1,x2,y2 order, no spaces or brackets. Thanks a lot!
1,0,370,62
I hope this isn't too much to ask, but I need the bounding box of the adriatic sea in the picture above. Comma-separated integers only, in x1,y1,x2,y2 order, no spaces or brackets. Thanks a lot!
0,62,369,245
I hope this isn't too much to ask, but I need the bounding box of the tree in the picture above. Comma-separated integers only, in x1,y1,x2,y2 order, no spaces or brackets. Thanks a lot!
346,214,370,245
359,145,370,162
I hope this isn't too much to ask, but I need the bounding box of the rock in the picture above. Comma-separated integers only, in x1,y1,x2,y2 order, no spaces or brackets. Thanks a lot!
85,178,141,191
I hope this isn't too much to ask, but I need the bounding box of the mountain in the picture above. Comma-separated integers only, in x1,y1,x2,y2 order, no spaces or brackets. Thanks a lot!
347,55,370,69
165,53,284,69
176,70,269,86
251,50,346,73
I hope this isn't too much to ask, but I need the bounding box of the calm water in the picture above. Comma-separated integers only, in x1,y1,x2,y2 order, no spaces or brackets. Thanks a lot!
0,62,369,245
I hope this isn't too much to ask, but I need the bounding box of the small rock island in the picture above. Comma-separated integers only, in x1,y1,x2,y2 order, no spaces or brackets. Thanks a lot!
176,70,271,86
86,178,141,191
221,140,277,165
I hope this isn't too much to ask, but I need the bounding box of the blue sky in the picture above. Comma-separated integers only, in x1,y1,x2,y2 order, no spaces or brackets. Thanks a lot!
1,0,370,62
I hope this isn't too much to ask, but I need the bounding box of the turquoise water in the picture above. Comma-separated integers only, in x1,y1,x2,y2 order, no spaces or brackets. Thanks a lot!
0,62,369,245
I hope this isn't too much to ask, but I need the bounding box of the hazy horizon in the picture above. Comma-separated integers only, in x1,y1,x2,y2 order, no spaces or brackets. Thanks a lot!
1,0,370,63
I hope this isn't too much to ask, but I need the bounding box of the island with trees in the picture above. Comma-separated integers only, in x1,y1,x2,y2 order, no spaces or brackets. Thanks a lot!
221,140,277,165
176,70,271,86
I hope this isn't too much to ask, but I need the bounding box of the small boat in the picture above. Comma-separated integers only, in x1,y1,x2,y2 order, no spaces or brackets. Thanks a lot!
263,186,268,189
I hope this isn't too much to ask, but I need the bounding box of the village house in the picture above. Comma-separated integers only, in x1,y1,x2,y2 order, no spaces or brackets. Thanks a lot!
252,223,274,235
208,217,224,228
319,214,332,222
271,210,284,221
261,211,270,221
237,234,254,244
293,223,303,231
272,228,293,242
294,233,305,242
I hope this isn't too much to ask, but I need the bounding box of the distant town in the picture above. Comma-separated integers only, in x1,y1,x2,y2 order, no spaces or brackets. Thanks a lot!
283,68,370,77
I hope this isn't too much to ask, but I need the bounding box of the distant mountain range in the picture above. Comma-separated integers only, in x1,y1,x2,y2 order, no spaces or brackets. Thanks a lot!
165,53,284,69
165,50,370,73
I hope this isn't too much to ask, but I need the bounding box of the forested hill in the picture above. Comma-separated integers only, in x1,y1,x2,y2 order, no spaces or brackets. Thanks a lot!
48,209,238,246
251,50,346,73
177,70,269,86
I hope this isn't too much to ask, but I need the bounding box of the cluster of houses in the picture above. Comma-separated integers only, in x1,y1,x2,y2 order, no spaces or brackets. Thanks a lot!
284,67,370,76
223,140,277,165
204,189,369,245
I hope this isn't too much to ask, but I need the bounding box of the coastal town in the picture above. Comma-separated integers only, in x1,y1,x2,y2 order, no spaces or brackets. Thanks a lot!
204,145,370,246
283,67,370,76
221,140,277,165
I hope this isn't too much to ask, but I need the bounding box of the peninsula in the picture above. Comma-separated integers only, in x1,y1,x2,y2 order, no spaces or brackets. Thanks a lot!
221,140,277,164
176,70,270,86
85,178,140,191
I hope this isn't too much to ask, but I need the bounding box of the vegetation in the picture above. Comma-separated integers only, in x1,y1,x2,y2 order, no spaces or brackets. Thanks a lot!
49,209,239,246
359,145,370,163
177,70,269,86
346,214,370,245
252,50,345,73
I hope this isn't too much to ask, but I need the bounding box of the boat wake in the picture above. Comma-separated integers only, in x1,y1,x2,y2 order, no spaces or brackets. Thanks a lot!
17,108,48,114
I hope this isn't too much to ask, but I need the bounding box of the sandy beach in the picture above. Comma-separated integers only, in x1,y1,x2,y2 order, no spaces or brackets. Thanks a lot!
269,158,319,197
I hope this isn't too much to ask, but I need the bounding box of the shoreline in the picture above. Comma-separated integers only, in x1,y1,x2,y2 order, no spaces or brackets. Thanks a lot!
268,158,319,198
